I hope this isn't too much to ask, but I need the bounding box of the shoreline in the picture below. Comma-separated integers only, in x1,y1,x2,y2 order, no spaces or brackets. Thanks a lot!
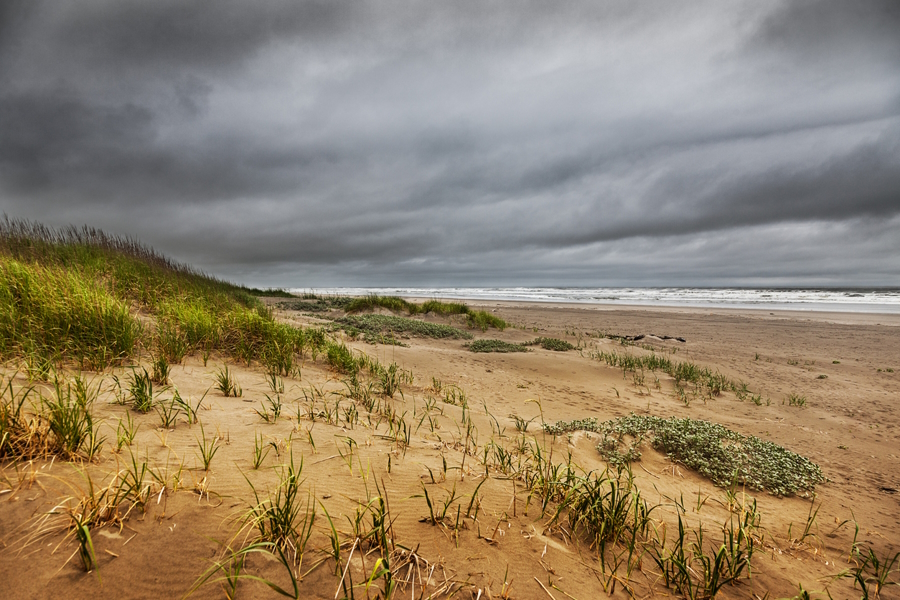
399,295,900,326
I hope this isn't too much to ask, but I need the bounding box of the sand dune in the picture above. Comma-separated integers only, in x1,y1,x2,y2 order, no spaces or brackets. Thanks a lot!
1,301,898,599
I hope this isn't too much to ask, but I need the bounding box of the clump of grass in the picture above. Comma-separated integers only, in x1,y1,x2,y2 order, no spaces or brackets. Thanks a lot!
466,310,507,331
278,295,353,313
592,349,762,401
0,217,313,372
544,413,825,496
0,373,50,459
845,545,900,597
325,341,363,376
151,354,170,384
44,375,104,459
213,366,242,397
246,287,295,298
420,300,470,316
242,452,316,565
345,294,419,314
465,339,527,353
336,314,472,340
196,422,220,471
526,337,575,351
128,367,156,413
785,393,807,407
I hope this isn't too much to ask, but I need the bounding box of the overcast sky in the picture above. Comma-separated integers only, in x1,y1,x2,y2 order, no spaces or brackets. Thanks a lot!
1,1,898,288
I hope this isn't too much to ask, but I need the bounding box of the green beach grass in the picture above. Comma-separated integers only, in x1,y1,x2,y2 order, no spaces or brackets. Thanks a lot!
0,217,317,373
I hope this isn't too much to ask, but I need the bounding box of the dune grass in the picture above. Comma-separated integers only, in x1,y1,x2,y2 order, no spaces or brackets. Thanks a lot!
345,295,419,314
278,296,354,313
465,339,527,353
526,337,575,351
420,300,470,316
246,287,295,298
340,294,507,331
466,310,507,332
591,349,756,402
335,314,472,340
0,217,319,372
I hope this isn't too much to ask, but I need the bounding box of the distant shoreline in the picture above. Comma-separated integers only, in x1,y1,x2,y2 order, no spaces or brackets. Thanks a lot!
290,287,900,316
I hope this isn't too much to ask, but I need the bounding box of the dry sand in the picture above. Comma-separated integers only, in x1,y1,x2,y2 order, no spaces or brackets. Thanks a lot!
1,301,898,599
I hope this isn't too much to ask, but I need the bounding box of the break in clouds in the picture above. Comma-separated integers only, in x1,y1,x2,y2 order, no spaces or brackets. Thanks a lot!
1,0,899,287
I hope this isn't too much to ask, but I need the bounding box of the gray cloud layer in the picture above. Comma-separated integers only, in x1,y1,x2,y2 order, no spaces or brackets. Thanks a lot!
1,1,898,286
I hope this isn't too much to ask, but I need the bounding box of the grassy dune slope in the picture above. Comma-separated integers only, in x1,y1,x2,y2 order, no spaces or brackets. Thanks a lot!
0,217,305,375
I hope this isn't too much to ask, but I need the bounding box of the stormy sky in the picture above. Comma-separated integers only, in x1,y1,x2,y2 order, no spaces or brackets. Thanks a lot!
1,1,898,288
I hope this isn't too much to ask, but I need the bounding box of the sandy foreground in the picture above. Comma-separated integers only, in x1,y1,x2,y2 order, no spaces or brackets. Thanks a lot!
1,300,898,599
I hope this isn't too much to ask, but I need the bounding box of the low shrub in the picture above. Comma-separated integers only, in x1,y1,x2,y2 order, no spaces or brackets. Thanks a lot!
466,339,527,353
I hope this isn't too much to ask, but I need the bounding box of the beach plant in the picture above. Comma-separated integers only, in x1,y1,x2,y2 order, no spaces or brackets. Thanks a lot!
243,452,316,567
256,394,283,424
786,393,807,407
187,540,307,599
325,341,362,375
173,388,206,425
71,512,100,576
845,545,900,598
128,367,156,413
115,412,139,452
252,431,270,469
151,353,170,384
44,375,103,459
345,294,419,314
155,396,183,429
421,300,470,316
196,422,220,471
466,310,507,331
0,217,312,373
336,314,472,340
213,366,241,397
544,414,825,496
266,372,285,394
466,339,528,353
526,337,575,351
509,413,536,432
378,362,403,398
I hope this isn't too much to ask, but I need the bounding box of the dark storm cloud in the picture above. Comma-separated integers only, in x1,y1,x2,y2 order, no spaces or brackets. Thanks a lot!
1,0,898,286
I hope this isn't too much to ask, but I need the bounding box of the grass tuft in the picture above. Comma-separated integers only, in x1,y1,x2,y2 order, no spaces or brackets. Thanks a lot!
0,217,315,372
336,314,472,340
525,337,575,351
465,340,528,353
466,310,507,332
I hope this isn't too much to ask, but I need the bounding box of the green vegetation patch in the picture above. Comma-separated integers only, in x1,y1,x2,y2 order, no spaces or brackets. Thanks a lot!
466,339,528,353
0,218,319,373
247,287,295,298
526,337,575,351
339,295,507,331
278,296,354,313
593,350,749,400
345,294,419,314
543,414,825,497
420,300,470,316
466,310,508,331
335,314,472,340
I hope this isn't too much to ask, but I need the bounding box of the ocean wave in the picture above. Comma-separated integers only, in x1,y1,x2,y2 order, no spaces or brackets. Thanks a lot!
289,287,900,314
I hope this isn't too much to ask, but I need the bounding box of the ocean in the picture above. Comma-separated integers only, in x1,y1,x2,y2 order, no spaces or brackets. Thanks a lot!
288,287,900,314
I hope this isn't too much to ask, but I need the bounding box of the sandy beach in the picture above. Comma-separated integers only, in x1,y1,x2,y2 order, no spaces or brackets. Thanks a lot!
1,300,898,599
